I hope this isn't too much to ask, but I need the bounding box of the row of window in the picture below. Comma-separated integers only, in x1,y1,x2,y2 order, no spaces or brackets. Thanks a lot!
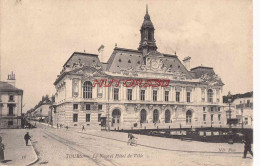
73,104,102,110
73,113,101,122
203,114,221,122
116,89,190,102
81,81,217,103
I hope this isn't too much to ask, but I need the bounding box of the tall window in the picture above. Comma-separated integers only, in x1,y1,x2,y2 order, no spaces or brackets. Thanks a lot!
203,114,206,121
98,114,101,122
153,90,157,101
218,114,221,121
8,105,14,115
165,91,169,102
127,89,132,100
86,104,91,110
83,81,92,99
176,92,180,102
140,109,147,123
186,110,192,124
211,114,214,122
207,89,213,103
73,104,78,110
114,88,119,100
153,109,159,123
187,92,191,103
86,114,90,122
140,90,145,101
165,110,171,123
98,105,102,110
73,114,78,122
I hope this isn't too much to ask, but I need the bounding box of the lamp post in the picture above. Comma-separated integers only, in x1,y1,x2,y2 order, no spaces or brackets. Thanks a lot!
227,91,233,144
241,103,244,129
227,91,232,129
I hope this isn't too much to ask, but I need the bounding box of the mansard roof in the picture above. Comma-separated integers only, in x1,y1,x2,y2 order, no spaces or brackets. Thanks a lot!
106,47,143,72
190,66,215,79
63,52,102,68
0,81,23,94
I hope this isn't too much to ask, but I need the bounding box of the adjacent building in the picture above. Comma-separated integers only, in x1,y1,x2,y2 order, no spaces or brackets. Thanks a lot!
0,72,23,128
33,102,52,123
53,7,227,130
232,95,253,128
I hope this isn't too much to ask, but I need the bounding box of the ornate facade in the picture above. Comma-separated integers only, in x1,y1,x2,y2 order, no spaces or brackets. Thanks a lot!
53,7,227,130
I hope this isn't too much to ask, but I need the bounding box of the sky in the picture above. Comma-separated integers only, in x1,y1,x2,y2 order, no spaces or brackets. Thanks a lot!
0,0,253,112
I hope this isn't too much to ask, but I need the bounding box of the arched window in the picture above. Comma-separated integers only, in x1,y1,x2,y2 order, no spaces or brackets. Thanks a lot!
165,110,171,123
112,109,121,124
140,109,147,123
186,110,192,124
83,81,92,99
207,89,213,103
153,109,159,123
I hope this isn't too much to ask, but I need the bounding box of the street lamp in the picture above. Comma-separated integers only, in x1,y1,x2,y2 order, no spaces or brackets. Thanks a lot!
227,91,232,129
241,103,244,129
227,91,233,144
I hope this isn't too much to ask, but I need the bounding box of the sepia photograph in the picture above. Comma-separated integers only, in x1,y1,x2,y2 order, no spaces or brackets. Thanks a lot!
0,0,254,165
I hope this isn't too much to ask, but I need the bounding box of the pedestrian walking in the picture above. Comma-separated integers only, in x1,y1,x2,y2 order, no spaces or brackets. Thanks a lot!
24,132,31,146
0,136,5,162
57,123,59,129
243,133,253,158
66,126,69,131
82,125,85,131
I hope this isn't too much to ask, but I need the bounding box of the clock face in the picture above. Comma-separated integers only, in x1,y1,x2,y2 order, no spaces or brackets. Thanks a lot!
151,60,159,69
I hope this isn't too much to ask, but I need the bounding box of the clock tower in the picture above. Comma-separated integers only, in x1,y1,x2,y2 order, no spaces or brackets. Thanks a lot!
138,5,157,56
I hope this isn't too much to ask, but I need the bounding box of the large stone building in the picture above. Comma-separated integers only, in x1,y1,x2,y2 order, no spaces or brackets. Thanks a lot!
0,72,23,128
53,7,227,130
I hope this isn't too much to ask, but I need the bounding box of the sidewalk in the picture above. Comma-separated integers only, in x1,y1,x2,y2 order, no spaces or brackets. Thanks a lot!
0,129,38,166
78,130,245,155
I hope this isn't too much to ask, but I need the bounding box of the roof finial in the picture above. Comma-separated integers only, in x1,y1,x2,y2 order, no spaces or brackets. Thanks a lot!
146,4,148,14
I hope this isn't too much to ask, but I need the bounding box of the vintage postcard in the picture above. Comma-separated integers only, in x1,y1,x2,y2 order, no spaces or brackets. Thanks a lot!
0,0,253,166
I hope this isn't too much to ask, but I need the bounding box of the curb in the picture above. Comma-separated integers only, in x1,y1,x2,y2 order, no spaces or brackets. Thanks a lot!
27,140,39,166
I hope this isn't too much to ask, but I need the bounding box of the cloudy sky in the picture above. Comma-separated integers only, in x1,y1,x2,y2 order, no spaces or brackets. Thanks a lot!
0,0,252,111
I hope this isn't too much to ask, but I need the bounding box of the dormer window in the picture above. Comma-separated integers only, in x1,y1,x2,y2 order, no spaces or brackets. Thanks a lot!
170,65,172,67
128,60,131,63
178,65,180,68
137,61,140,64
93,60,95,62
119,59,122,62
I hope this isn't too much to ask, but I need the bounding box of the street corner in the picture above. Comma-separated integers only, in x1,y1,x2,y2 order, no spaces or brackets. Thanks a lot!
0,130,39,166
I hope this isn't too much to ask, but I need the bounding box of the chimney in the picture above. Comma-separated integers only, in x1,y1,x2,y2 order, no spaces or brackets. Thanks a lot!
183,56,191,71
98,45,105,62
7,71,16,87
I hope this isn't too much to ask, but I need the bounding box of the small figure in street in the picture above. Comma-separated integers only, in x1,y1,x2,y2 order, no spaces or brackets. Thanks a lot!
82,125,85,131
35,122,36,127
57,123,59,129
243,133,253,158
66,126,69,131
127,133,136,145
0,136,5,162
24,132,31,146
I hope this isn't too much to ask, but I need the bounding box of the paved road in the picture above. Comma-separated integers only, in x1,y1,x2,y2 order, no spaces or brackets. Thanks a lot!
29,123,253,166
